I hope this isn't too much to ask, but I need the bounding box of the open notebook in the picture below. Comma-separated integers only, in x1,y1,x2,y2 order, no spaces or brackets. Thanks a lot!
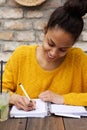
10,99,87,118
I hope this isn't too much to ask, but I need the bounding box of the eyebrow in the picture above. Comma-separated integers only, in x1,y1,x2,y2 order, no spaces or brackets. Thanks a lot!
49,38,55,45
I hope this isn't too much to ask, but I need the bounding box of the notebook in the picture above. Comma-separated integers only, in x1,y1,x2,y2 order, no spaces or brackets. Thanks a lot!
10,99,87,118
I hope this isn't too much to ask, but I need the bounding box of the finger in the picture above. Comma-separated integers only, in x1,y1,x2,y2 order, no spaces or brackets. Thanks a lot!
16,101,35,111
16,101,25,110
39,93,48,99
23,105,36,111
22,96,31,105
40,96,50,102
15,96,36,111
15,96,30,110
22,98,36,110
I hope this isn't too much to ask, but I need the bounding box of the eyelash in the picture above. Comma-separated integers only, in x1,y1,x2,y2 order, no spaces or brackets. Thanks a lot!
47,39,68,53
48,42,54,47
59,49,67,52
48,43,67,52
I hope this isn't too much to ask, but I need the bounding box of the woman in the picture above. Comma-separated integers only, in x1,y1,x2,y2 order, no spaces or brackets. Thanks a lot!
2,0,87,111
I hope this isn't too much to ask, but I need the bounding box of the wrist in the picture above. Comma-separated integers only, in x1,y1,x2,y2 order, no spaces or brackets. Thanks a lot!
56,95,64,104
9,93,19,105
60,96,64,104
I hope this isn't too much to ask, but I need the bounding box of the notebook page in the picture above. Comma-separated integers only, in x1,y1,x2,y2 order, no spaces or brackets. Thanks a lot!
10,99,47,118
50,104,87,116
54,113,80,118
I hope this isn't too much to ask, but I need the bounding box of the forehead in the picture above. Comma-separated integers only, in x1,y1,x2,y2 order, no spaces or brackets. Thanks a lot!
46,27,74,46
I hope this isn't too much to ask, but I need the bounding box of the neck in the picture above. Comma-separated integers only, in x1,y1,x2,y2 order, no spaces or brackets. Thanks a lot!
36,45,65,70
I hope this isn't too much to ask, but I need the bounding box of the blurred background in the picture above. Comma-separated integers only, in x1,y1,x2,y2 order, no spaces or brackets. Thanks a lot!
0,0,87,63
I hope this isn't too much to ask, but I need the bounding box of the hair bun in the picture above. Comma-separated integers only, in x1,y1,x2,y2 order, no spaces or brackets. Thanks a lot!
64,0,87,17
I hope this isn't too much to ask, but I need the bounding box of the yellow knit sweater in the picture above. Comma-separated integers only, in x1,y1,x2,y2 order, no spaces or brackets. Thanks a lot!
2,44,87,106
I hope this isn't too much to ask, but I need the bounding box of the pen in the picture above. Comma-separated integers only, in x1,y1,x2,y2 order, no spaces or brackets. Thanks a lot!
19,83,31,101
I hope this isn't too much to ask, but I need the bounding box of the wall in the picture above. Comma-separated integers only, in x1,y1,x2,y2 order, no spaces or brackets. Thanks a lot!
0,0,87,62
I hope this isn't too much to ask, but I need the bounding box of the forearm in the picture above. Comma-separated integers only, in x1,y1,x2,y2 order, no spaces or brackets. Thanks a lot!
63,93,87,106
39,90,64,104
9,93,20,105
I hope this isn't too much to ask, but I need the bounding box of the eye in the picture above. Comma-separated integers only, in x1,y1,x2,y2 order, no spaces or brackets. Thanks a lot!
58,48,68,52
48,39,55,47
48,42,54,47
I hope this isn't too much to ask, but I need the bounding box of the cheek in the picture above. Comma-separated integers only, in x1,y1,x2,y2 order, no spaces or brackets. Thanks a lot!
57,52,67,58
43,42,50,51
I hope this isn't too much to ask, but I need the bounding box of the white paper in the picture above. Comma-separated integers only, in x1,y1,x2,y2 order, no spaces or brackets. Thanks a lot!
10,99,87,118
54,113,80,118
10,99,47,118
50,104,87,118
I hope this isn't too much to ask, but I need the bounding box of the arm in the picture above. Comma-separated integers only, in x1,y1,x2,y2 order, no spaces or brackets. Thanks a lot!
63,93,87,106
39,90,87,106
39,90,64,104
39,52,87,106
2,46,36,110
2,49,19,95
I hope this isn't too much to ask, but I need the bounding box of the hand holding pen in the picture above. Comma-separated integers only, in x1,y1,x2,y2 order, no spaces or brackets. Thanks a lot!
18,83,36,111
10,83,36,111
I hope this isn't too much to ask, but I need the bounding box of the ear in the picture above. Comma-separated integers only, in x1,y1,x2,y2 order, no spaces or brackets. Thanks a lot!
43,23,48,34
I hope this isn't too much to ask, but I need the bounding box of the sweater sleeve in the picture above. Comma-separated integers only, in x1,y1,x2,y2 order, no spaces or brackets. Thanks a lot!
63,52,87,106
2,46,22,95
63,93,87,106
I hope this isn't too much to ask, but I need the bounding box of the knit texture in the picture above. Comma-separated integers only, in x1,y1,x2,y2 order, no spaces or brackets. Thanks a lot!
2,44,87,106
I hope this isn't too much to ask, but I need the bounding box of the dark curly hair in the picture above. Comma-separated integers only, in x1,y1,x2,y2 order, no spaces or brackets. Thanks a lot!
46,0,87,42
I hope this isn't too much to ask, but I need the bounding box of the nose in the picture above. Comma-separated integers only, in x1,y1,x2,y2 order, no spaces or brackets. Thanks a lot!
50,48,58,57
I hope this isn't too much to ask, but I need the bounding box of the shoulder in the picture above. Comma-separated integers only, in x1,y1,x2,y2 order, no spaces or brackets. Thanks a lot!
12,44,37,56
15,44,37,52
8,44,38,62
67,47,87,64
68,47,87,57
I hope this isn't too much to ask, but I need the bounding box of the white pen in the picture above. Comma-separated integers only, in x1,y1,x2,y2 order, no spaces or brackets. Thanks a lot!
19,83,31,101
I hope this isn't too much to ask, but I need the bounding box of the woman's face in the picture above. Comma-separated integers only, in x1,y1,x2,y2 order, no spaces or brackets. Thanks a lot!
42,27,74,62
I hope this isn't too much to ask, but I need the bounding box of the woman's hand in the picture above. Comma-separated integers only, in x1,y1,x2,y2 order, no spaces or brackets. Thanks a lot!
9,94,36,111
39,90,64,104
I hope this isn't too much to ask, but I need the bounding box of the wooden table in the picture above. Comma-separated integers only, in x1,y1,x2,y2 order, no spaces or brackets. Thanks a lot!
0,115,87,130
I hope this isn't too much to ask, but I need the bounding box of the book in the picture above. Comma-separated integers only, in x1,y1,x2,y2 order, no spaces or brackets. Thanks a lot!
10,99,87,118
